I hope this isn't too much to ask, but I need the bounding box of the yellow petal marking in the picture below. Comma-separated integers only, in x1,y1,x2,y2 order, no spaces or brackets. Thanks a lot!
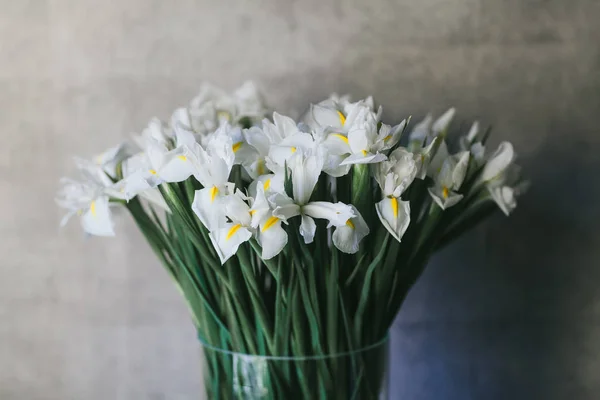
291,147,297,153
217,110,231,121
264,179,271,191
337,110,346,126
442,186,449,199
90,201,97,217
210,186,219,203
232,142,243,153
361,150,368,156
383,135,392,142
261,216,279,232
257,159,265,176
331,133,349,144
346,219,355,229
178,155,187,161
149,169,157,175
390,197,398,218
249,210,256,215
226,224,242,240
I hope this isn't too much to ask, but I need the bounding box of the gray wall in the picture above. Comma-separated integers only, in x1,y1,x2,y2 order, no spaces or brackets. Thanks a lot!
1,1,599,399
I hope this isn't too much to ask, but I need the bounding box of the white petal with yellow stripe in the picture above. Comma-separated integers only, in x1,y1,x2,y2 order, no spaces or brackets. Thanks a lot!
158,147,196,183
332,205,369,254
192,184,232,232
302,201,355,228
81,196,115,237
210,222,253,264
257,215,288,260
375,196,411,243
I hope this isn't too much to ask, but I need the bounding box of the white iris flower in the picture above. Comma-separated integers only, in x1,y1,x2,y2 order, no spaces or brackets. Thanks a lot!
209,190,254,264
191,128,236,231
374,148,417,242
270,150,357,250
57,161,126,236
428,151,470,209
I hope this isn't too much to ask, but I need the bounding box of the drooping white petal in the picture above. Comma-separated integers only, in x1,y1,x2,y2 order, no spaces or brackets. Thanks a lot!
112,170,152,200
81,196,115,237
481,142,515,182
302,201,355,227
332,206,369,254
233,141,259,168
428,186,464,210
299,214,317,244
158,147,196,183
192,186,228,231
323,133,351,156
375,197,411,242
210,223,253,264
258,216,288,259
323,154,352,177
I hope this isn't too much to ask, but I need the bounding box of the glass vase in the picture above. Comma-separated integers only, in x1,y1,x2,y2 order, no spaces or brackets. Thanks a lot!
199,335,390,399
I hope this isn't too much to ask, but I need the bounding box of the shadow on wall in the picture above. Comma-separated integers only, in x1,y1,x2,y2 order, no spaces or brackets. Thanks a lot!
391,122,600,399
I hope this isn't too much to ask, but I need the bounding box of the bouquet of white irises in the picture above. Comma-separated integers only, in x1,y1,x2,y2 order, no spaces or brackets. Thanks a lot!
57,82,526,399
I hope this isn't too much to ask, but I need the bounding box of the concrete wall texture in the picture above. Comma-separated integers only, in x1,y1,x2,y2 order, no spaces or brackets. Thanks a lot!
1,0,599,399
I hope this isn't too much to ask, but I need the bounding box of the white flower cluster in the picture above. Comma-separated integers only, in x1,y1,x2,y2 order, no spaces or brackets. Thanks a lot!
57,82,524,264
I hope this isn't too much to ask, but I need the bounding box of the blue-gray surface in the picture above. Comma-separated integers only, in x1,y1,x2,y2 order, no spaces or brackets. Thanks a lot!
1,0,599,399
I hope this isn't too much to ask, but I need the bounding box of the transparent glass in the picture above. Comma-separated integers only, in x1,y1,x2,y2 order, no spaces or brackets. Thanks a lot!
199,336,389,399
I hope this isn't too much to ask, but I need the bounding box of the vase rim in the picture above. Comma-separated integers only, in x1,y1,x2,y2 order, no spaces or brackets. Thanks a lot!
197,332,389,361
